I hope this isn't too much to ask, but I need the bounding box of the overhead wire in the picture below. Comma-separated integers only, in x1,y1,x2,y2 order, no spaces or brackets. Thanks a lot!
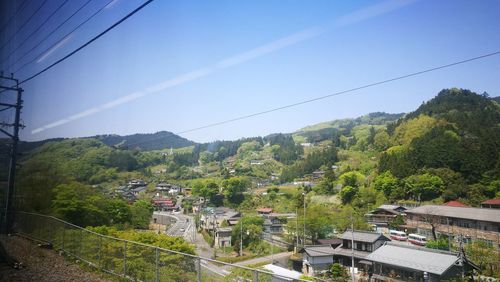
10,0,112,75
18,0,155,85
124,50,500,148
7,0,94,69
0,0,49,51
0,0,30,35
1,0,71,65
174,51,500,135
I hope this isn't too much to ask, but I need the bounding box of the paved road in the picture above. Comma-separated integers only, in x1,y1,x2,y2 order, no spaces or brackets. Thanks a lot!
154,211,195,241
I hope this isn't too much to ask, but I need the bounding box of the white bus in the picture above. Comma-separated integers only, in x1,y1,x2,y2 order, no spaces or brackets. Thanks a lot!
389,230,407,241
408,234,427,246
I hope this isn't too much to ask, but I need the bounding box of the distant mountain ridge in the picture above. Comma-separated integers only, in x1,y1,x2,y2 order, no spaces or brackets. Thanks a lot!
93,131,195,150
16,112,405,153
15,131,195,153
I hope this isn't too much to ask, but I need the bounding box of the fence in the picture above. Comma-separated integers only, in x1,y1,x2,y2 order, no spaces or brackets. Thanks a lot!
2,211,313,282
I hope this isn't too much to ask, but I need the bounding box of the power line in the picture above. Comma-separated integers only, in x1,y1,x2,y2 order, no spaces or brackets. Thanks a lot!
9,0,110,74
18,0,155,85
1,0,71,65
0,0,48,51
123,50,500,148
0,0,30,35
174,51,500,135
7,0,94,69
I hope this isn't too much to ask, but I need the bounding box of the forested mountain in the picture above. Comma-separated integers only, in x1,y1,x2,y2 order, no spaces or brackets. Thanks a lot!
14,131,196,153
93,131,195,150
381,89,499,181
294,112,404,144
12,88,500,215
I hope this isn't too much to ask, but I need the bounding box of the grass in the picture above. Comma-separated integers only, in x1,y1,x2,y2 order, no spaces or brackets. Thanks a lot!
216,254,258,264
309,194,340,205
201,230,214,246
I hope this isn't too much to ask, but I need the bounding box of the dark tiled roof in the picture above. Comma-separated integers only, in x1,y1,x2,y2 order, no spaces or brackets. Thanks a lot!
302,245,335,257
341,230,389,243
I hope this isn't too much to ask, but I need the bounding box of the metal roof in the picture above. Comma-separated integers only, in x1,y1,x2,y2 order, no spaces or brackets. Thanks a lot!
302,245,335,257
341,230,389,243
378,204,406,211
406,205,500,223
366,243,460,275
332,245,370,260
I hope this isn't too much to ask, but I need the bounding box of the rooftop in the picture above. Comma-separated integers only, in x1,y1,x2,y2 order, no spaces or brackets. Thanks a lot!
315,238,342,246
482,198,500,205
216,227,233,232
301,245,335,257
263,264,302,280
332,245,371,259
366,243,460,275
340,230,389,243
257,207,273,213
406,205,500,223
378,204,406,211
442,200,468,207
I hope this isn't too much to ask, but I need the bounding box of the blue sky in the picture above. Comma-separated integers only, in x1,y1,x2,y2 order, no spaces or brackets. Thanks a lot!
1,0,499,143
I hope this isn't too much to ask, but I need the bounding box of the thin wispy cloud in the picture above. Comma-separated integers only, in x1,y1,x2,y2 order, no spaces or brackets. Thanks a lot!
105,0,121,10
335,0,417,27
31,0,417,135
37,35,73,63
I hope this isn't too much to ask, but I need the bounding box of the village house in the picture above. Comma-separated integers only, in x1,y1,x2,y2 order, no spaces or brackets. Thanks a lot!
114,186,136,202
365,204,407,231
300,245,336,276
261,212,295,234
128,179,146,187
130,185,147,196
314,238,343,248
331,230,390,268
200,207,240,231
214,227,233,249
442,200,468,207
312,170,325,180
404,205,500,248
257,207,273,215
152,197,178,211
263,216,286,234
366,243,478,281
481,198,500,209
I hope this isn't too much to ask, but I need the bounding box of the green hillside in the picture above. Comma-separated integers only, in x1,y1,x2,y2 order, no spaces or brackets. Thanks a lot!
13,88,500,220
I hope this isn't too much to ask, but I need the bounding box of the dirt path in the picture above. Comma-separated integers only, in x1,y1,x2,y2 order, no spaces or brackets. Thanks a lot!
0,235,112,282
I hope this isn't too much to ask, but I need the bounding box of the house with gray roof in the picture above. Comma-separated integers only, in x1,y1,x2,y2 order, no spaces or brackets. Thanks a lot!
200,207,241,231
404,205,500,248
300,245,336,276
332,230,390,269
366,243,478,281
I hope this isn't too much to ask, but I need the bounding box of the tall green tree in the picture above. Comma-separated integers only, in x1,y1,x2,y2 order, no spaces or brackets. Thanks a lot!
130,200,154,229
51,182,107,227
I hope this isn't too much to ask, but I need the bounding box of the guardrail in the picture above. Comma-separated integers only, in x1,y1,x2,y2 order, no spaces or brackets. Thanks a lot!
2,211,313,282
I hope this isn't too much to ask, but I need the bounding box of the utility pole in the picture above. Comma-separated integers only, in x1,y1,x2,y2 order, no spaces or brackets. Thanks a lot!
295,207,298,252
351,212,355,282
458,234,465,279
302,192,306,246
0,74,23,234
447,217,451,251
240,216,243,256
